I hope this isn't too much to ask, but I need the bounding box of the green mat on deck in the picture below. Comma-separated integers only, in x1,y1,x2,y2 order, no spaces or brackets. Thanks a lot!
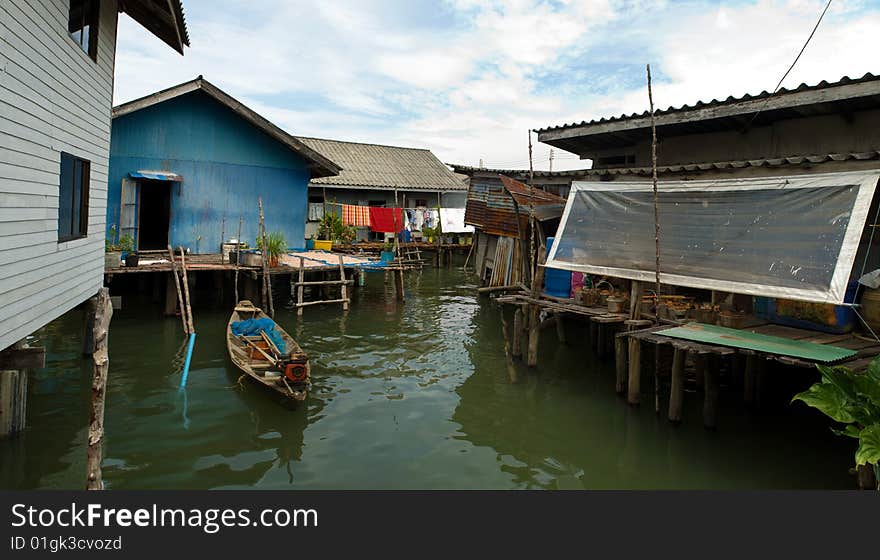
657,323,856,363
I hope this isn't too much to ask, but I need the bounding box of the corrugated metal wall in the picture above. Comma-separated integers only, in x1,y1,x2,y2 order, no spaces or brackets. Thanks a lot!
107,91,311,252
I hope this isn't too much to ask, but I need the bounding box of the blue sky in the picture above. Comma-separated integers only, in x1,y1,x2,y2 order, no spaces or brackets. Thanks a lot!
114,0,880,171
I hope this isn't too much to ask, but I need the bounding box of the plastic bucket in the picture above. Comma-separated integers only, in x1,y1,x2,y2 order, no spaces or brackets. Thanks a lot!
543,237,572,298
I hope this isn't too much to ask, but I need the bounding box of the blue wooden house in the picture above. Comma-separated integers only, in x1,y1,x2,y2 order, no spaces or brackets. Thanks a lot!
107,77,340,254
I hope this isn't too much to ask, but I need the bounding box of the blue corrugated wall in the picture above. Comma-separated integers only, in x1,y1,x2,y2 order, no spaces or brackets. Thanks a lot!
107,90,311,253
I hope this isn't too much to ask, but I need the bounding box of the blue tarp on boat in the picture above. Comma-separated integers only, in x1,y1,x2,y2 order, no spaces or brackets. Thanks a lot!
231,317,286,354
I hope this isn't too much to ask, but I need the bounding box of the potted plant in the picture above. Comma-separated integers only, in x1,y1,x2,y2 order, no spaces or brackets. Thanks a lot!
105,225,122,269
257,231,287,267
422,226,435,244
119,235,138,267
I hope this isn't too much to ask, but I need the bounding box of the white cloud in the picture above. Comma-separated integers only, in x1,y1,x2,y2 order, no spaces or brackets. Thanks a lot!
113,0,880,172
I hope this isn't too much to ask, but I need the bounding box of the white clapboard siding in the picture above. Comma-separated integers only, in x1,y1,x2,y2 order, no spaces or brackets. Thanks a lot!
0,0,119,351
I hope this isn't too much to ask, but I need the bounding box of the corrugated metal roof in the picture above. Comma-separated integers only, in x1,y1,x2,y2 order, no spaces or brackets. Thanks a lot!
454,151,880,178
297,137,468,191
112,78,341,178
121,0,191,54
465,175,565,238
536,73,880,133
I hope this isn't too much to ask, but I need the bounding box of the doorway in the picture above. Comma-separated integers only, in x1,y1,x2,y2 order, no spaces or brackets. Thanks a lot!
137,180,172,250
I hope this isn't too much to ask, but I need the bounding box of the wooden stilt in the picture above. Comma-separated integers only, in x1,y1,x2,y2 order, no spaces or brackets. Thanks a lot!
167,246,188,333
512,307,523,358
703,355,719,430
627,337,642,405
0,340,29,440
596,321,606,358
86,288,112,490
527,246,546,368
81,296,98,355
500,312,518,383
615,335,627,394
338,254,349,311
668,346,686,423
297,257,305,317
755,357,766,409
396,268,405,302
178,248,194,333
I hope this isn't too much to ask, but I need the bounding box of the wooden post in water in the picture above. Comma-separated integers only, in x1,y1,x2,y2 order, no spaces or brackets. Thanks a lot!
668,346,687,423
337,254,349,311
297,257,305,317
615,335,628,394
396,268,405,302
527,246,546,367
86,288,112,490
512,307,523,358
178,248,194,333
500,311,518,383
167,246,188,333
627,337,642,405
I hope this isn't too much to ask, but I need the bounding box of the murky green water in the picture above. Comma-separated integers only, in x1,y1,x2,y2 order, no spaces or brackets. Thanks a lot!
0,268,855,489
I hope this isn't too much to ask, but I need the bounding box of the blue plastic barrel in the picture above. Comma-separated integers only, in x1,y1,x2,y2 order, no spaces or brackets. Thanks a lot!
543,237,572,298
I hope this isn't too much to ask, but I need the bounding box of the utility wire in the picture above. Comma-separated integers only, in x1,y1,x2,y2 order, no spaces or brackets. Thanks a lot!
746,0,833,128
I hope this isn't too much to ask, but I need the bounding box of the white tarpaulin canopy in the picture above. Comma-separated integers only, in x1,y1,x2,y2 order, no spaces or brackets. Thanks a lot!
546,171,880,304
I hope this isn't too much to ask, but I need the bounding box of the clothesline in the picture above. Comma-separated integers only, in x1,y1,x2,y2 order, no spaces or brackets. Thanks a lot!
322,201,435,212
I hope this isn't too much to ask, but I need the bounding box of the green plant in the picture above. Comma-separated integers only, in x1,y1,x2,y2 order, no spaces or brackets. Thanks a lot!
106,225,120,251
318,212,356,242
381,241,394,252
257,231,287,259
792,356,880,487
118,235,135,252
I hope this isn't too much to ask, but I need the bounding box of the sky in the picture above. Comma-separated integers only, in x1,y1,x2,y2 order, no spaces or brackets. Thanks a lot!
113,0,880,171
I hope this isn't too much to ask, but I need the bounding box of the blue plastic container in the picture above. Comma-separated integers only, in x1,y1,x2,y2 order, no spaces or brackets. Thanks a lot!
543,237,572,298
380,251,395,262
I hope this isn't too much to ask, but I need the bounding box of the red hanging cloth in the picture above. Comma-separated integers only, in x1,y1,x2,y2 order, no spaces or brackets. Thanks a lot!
369,207,403,233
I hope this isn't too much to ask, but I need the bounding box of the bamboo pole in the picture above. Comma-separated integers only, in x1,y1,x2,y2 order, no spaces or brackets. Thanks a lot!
167,245,188,334
647,64,662,414
258,197,274,317
297,257,305,317
338,254,349,311
179,248,194,333
627,337,642,405
86,288,112,490
615,335,627,394
234,215,242,303
527,246,547,367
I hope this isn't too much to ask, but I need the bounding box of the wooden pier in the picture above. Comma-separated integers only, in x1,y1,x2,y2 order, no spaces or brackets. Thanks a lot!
494,286,880,431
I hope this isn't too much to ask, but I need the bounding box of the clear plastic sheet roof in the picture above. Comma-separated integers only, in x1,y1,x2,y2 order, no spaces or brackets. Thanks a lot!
546,172,880,303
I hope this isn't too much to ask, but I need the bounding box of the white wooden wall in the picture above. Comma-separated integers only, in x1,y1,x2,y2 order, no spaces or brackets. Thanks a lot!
0,0,118,351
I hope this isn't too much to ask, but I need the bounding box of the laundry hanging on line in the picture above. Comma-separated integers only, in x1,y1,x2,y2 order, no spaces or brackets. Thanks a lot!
369,207,404,233
439,207,474,233
342,204,370,227
307,202,324,221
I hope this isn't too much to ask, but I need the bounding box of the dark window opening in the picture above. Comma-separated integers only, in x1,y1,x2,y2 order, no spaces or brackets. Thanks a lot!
596,154,636,167
368,200,385,207
414,199,428,207
58,152,90,242
68,0,99,61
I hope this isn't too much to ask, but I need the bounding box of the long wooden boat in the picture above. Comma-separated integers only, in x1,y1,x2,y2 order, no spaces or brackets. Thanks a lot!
227,300,310,402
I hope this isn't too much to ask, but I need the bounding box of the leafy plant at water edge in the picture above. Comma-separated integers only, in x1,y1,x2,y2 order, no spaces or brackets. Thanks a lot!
792,356,880,488
257,231,287,259
118,235,135,252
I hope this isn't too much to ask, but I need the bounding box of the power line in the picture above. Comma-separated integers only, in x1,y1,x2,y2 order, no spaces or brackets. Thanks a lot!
746,0,833,128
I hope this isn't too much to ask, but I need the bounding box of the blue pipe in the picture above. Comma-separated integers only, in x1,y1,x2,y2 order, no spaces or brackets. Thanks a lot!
179,332,196,389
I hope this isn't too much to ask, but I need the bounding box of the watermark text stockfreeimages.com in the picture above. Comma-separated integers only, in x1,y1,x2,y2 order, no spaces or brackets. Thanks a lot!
10,503,318,534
